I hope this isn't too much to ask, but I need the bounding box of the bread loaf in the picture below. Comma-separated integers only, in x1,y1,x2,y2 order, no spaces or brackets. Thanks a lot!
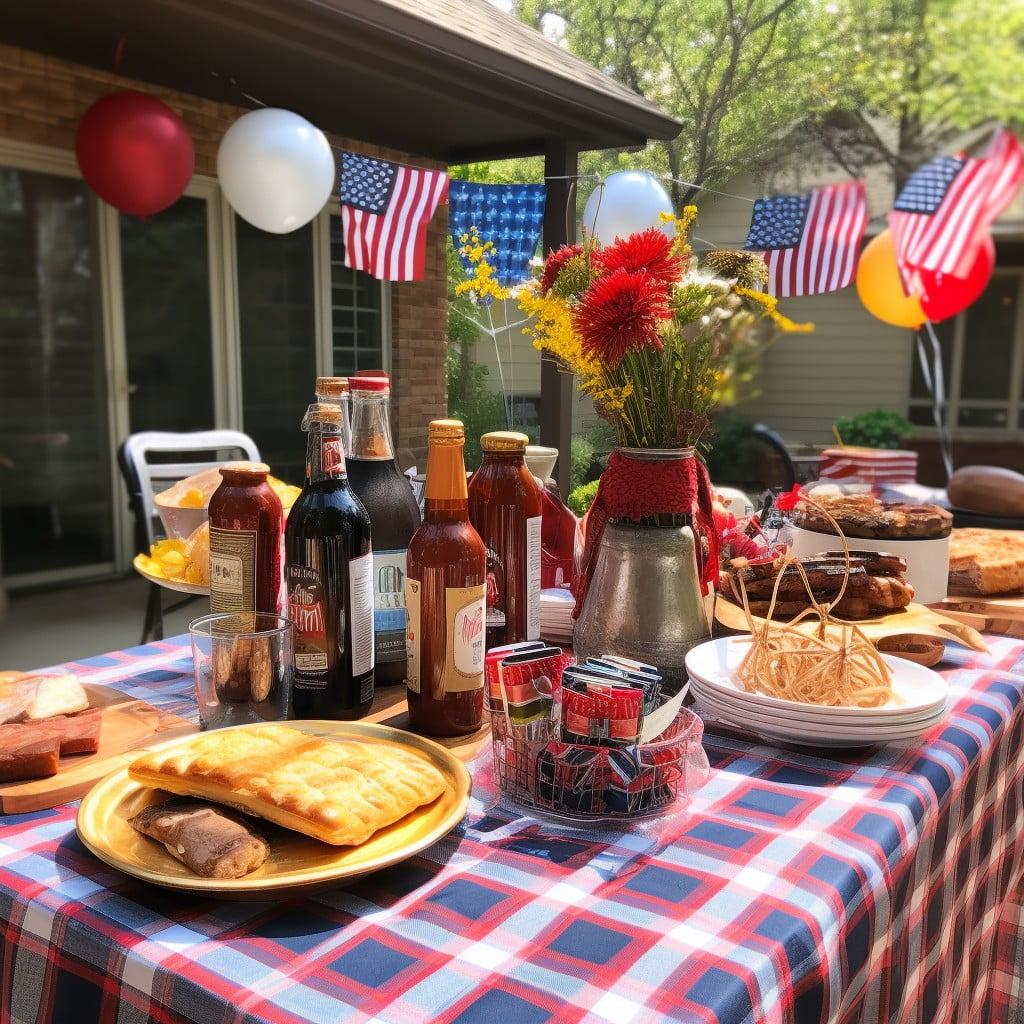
947,466,1024,518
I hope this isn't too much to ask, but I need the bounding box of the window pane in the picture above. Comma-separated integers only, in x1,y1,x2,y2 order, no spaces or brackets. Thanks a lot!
0,169,114,577
121,198,215,431
329,214,384,374
959,273,1017,400
958,406,1010,429
236,217,316,486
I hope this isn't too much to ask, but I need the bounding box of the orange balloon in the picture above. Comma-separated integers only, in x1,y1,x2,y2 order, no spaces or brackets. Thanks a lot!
856,229,926,328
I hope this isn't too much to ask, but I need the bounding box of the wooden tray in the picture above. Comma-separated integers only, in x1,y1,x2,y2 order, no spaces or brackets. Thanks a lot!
1,684,196,814
715,600,988,667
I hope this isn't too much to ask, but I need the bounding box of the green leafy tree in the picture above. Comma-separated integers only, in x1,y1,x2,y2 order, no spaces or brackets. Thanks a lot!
507,0,1024,203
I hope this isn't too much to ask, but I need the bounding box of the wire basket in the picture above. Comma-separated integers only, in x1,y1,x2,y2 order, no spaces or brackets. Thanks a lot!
490,695,708,821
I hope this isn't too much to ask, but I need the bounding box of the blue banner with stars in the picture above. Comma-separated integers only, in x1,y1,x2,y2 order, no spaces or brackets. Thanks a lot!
449,181,547,288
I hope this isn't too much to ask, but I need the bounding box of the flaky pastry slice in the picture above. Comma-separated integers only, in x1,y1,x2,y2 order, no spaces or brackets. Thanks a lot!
127,725,447,846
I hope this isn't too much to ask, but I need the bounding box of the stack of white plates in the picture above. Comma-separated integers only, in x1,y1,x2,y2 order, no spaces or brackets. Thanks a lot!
540,588,575,644
685,637,948,748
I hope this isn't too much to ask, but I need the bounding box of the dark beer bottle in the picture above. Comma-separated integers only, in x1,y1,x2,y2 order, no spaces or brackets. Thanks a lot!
285,403,374,719
346,374,421,686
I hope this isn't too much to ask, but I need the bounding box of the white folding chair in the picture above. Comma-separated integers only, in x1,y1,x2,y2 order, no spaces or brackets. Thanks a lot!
117,430,261,642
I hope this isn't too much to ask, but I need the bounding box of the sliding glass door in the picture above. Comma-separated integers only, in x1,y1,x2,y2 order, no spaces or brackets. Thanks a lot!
0,166,114,583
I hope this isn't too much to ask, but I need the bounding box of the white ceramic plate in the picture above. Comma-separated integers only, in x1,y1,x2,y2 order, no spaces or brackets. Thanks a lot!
133,555,209,596
685,637,947,718
686,673,945,726
690,679,946,740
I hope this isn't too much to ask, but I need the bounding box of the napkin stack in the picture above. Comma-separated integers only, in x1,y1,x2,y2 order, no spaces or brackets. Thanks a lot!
539,588,574,643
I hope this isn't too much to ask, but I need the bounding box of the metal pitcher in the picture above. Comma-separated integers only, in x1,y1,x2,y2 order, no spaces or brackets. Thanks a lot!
573,520,712,693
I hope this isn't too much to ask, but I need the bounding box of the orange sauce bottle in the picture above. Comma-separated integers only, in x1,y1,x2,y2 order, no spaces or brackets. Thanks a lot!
468,431,543,646
405,420,486,736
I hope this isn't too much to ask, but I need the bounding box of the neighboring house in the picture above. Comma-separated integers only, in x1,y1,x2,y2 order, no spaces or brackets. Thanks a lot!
0,0,678,592
695,124,1024,485
474,123,1024,486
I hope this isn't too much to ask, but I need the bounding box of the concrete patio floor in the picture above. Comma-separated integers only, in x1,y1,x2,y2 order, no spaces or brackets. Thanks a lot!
0,575,200,671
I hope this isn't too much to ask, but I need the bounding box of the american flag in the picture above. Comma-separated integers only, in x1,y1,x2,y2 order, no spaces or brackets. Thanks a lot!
889,129,1024,279
742,181,867,297
340,153,449,281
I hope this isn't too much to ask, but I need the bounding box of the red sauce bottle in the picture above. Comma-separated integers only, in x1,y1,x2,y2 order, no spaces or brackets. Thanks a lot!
405,420,486,737
468,431,543,646
208,461,284,615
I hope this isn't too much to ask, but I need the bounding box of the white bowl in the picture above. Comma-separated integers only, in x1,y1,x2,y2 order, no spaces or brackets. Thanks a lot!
788,525,949,605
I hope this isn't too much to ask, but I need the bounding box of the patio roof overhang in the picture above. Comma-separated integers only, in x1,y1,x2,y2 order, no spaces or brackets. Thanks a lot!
3,0,682,492
1,0,681,163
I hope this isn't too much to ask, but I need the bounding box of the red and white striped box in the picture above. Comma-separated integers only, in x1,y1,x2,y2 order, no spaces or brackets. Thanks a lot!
817,447,918,489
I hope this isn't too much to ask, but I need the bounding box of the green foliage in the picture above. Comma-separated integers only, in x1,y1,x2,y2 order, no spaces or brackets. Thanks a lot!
507,0,1024,209
567,478,600,517
833,409,915,450
569,436,594,493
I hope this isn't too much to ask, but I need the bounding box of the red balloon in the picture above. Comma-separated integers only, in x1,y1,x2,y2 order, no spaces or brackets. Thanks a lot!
75,91,194,218
917,234,995,322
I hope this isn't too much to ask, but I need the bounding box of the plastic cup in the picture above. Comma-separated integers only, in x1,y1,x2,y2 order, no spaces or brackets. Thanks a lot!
189,612,293,730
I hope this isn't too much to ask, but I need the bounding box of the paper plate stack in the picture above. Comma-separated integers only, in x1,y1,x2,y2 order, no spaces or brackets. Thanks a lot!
685,637,948,748
539,588,575,644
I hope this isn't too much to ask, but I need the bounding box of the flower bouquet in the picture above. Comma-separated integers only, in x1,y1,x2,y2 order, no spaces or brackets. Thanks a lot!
517,207,810,617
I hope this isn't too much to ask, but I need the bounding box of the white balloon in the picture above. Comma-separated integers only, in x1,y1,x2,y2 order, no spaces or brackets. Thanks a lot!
582,171,675,243
217,108,335,234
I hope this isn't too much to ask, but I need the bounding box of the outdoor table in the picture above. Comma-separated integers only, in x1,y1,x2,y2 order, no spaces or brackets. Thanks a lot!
2,633,1023,1024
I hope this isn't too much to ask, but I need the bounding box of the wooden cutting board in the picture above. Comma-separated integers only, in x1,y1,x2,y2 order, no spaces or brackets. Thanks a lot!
715,600,988,667
930,590,1024,638
0,684,196,814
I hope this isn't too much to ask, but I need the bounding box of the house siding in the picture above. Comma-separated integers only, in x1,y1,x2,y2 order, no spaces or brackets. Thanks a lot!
0,42,449,466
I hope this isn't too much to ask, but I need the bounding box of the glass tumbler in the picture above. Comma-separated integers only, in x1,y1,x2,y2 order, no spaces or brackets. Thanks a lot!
189,612,294,730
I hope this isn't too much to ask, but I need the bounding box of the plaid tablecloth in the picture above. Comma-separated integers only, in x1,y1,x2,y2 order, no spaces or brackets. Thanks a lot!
2,635,1024,1024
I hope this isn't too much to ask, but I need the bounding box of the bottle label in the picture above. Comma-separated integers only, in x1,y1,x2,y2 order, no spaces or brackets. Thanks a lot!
287,564,329,682
373,549,408,663
484,547,506,633
209,527,255,612
322,435,346,475
406,577,421,695
349,552,375,677
446,584,486,691
525,515,543,641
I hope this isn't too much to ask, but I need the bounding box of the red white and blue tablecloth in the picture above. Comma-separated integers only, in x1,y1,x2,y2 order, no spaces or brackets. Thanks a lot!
2,635,1023,1024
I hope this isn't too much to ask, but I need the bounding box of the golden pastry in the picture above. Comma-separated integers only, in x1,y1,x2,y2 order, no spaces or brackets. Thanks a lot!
127,725,447,846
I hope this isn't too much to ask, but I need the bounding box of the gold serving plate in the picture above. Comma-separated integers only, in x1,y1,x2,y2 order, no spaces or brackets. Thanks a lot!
76,721,472,900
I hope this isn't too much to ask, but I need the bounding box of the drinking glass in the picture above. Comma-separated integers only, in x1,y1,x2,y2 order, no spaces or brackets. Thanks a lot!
189,612,293,730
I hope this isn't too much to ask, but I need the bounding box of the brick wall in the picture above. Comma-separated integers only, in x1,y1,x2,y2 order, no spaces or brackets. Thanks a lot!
0,43,448,463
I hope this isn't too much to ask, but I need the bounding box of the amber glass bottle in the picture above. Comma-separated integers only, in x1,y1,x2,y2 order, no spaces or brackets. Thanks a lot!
208,462,284,615
468,431,543,647
405,419,486,736
285,404,374,719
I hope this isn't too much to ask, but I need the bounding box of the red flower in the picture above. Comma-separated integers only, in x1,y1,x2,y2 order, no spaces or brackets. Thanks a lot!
540,244,584,293
593,228,685,285
573,269,671,367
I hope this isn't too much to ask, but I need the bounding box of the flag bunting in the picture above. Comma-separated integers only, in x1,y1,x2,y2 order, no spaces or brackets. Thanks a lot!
449,180,547,288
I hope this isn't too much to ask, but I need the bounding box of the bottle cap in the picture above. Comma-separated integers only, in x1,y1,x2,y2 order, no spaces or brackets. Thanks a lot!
349,376,390,393
480,431,530,453
428,419,466,442
315,377,349,397
219,461,271,477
